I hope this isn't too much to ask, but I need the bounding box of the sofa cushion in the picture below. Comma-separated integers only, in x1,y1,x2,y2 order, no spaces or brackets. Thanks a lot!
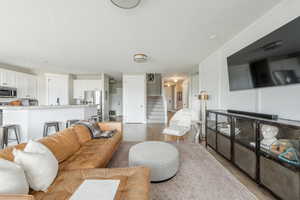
59,131,122,171
0,143,26,161
31,167,150,200
0,159,29,195
38,128,81,163
72,125,92,145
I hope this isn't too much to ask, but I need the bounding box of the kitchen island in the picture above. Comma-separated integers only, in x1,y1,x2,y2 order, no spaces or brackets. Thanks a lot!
1,105,97,142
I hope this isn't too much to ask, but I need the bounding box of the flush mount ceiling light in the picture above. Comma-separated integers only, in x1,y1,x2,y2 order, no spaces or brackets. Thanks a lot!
209,34,217,40
111,0,141,9
134,53,148,63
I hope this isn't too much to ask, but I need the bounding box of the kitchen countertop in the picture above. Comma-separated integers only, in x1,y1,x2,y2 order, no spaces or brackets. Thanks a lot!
0,104,98,110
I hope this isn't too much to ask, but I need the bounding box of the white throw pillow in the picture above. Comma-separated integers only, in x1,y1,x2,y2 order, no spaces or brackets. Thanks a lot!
0,159,29,194
25,140,54,156
13,140,58,192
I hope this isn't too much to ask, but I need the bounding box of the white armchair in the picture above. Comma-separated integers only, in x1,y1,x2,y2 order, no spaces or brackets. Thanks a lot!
162,109,197,142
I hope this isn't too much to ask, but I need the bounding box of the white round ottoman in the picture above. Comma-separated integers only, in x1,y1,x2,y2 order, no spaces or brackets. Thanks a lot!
129,141,179,182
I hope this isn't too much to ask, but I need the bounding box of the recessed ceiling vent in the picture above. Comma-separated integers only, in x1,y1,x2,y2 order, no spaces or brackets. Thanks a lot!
134,53,148,63
111,0,141,9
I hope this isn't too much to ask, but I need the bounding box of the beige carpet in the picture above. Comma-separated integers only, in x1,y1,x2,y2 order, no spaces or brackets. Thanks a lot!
108,142,257,200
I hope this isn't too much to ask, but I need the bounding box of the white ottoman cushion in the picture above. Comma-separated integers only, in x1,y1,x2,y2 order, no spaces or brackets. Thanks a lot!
129,141,179,182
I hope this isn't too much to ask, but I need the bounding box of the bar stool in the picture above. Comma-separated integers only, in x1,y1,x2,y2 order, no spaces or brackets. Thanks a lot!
66,119,80,128
1,124,21,149
43,122,60,137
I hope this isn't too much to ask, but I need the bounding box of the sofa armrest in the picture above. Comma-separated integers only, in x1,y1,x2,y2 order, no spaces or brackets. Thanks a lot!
0,194,35,200
98,122,122,133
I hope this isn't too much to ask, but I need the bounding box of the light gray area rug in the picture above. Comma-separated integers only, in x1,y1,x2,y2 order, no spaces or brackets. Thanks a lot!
108,142,257,200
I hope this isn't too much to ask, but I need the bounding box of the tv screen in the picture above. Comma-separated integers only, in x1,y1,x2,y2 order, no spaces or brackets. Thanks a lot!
227,17,300,91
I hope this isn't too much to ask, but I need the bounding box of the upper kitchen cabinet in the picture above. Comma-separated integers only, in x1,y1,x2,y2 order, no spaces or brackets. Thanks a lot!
15,73,38,99
27,75,38,99
0,69,16,87
73,79,102,99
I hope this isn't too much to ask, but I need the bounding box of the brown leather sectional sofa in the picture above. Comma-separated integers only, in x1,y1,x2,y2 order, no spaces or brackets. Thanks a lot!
0,122,150,200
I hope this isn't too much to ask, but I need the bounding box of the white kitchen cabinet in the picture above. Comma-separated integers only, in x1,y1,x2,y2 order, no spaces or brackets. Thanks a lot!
16,73,28,98
46,74,70,105
16,73,38,99
73,80,102,99
27,75,37,99
0,69,16,87
73,80,85,99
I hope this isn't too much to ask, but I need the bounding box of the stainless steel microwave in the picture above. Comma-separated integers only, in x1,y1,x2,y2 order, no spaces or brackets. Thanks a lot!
0,86,17,98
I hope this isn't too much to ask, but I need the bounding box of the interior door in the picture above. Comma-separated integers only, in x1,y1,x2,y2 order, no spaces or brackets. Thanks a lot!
123,75,146,123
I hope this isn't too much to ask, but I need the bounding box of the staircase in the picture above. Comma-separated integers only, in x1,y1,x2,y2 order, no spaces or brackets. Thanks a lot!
147,96,166,123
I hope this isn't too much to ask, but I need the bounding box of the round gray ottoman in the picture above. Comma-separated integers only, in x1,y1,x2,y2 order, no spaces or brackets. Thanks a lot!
129,141,179,182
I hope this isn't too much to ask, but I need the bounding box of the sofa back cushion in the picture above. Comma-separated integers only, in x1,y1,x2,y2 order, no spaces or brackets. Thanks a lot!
98,122,122,133
38,128,81,163
0,143,27,161
72,125,92,145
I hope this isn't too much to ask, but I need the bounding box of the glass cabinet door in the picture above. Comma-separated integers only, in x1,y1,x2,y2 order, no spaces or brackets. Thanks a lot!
216,114,232,137
258,122,300,200
233,117,257,179
233,117,256,150
206,112,217,149
258,122,300,169
206,112,217,130
216,114,232,160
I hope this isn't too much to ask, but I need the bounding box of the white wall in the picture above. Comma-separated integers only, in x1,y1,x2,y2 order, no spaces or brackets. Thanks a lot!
199,0,300,120
102,73,110,121
182,79,189,108
189,71,200,113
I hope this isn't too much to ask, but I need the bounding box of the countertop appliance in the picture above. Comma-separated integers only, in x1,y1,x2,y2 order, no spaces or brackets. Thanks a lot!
0,86,17,98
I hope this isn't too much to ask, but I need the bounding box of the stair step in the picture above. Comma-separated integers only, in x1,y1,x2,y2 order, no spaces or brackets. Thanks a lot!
147,120,165,124
148,110,164,114
147,104,164,107
147,107,165,112
147,102,163,105
147,116,164,119
147,117,165,121
147,109,165,114
147,97,165,123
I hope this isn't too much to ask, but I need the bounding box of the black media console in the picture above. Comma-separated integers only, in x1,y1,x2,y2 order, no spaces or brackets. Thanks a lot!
206,110,300,200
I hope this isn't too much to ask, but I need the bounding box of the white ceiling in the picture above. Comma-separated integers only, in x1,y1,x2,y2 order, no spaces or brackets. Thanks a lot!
0,0,281,79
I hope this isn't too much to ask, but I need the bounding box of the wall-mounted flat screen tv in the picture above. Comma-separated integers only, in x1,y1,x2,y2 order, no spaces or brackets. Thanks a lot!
227,17,300,91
